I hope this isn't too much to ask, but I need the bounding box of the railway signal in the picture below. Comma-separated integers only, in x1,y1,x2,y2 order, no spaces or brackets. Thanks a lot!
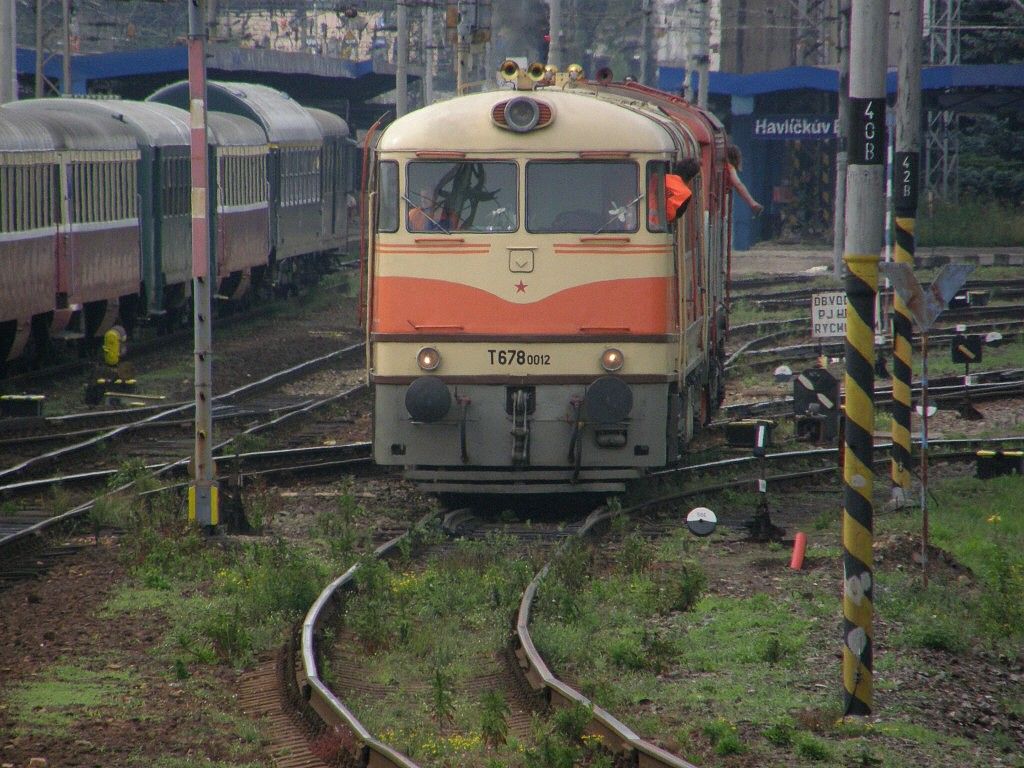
793,367,840,444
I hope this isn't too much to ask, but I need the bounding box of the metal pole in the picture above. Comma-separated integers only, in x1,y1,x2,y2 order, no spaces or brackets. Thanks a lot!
61,0,69,95
697,0,709,109
638,0,649,84
920,332,929,587
187,0,218,529
832,0,850,275
841,0,887,719
891,0,923,503
0,0,15,103
396,0,408,117
424,2,434,106
456,0,471,93
549,0,562,69
34,0,42,96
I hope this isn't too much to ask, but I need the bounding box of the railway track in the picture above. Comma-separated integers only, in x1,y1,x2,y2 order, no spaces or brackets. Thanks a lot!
720,367,1023,421
290,428,1024,768
297,505,701,768
0,343,367,485
727,322,1024,371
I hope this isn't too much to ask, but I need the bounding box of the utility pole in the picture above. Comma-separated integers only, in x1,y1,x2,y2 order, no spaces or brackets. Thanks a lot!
638,0,650,85
549,0,562,68
697,0,709,108
832,0,850,275
455,0,472,93
34,0,42,95
423,1,434,106
396,0,408,116
841,0,886,719
61,0,69,94
1,0,15,103
891,0,923,504
187,0,218,530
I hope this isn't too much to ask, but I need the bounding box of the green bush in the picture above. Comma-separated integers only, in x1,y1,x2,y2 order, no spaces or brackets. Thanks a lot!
794,732,833,761
656,560,706,613
618,531,653,574
702,718,744,756
552,702,591,741
764,719,795,746
203,604,253,664
608,636,646,671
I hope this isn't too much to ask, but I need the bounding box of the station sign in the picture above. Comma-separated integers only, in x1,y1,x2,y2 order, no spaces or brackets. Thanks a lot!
811,291,847,338
753,115,838,141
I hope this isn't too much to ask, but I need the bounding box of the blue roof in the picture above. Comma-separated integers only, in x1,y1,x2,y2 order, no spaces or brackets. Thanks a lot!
17,45,375,85
659,63,1024,97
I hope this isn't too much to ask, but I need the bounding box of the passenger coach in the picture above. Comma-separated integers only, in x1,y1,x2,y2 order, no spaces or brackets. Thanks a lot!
366,70,731,494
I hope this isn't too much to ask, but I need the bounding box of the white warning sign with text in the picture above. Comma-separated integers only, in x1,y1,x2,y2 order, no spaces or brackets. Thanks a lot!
811,291,847,338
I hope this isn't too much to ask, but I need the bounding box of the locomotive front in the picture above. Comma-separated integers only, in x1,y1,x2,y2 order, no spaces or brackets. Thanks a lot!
367,86,703,494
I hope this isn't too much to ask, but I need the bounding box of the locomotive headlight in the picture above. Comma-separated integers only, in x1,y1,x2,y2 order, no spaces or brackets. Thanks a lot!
600,348,625,372
504,97,541,133
417,346,441,371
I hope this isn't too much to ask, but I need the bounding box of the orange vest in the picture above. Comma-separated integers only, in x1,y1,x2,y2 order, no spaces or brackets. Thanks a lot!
665,174,692,221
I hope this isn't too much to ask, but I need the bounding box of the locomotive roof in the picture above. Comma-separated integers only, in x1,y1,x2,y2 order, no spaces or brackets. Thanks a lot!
378,89,676,154
304,107,350,140
208,112,271,147
148,80,321,145
0,108,57,152
1,100,139,152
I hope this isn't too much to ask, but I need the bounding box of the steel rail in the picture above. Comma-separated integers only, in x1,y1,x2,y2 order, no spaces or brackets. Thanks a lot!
513,506,701,768
301,514,439,768
0,343,365,483
0,382,368,549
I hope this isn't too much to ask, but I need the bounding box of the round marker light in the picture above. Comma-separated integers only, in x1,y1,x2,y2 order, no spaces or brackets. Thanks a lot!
600,348,624,372
686,506,718,537
504,97,541,133
417,346,441,371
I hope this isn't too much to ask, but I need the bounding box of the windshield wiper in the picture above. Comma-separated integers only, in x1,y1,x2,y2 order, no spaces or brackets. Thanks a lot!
593,192,645,235
402,194,452,235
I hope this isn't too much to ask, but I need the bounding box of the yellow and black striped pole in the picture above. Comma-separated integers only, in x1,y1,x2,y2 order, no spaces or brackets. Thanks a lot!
890,201,915,494
891,0,923,500
841,0,887,717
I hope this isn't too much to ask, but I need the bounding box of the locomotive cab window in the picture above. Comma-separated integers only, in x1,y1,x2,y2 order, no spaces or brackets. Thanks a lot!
526,161,639,233
646,161,669,232
376,160,398,233
406,161,517,233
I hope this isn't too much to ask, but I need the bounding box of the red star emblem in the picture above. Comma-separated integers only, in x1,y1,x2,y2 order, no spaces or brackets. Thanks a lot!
514,280,528,293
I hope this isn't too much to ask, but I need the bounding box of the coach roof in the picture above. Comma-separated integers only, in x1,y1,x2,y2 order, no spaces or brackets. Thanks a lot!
0,108,56,152
379,90,675,154
149,81,321,145
2,100,139,152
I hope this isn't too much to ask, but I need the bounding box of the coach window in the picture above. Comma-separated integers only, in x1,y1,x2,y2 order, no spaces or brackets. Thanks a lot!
406,161,517,233
376,160,398,232
526,161,639,233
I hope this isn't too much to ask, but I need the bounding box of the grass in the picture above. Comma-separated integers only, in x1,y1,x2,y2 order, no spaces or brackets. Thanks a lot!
530,481,1024,767
917,200,1024,247
911,335,1024,380
5,664,138,734
337,533,539,766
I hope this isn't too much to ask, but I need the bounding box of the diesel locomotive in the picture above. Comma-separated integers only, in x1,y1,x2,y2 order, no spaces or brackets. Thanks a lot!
365,65,733,494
